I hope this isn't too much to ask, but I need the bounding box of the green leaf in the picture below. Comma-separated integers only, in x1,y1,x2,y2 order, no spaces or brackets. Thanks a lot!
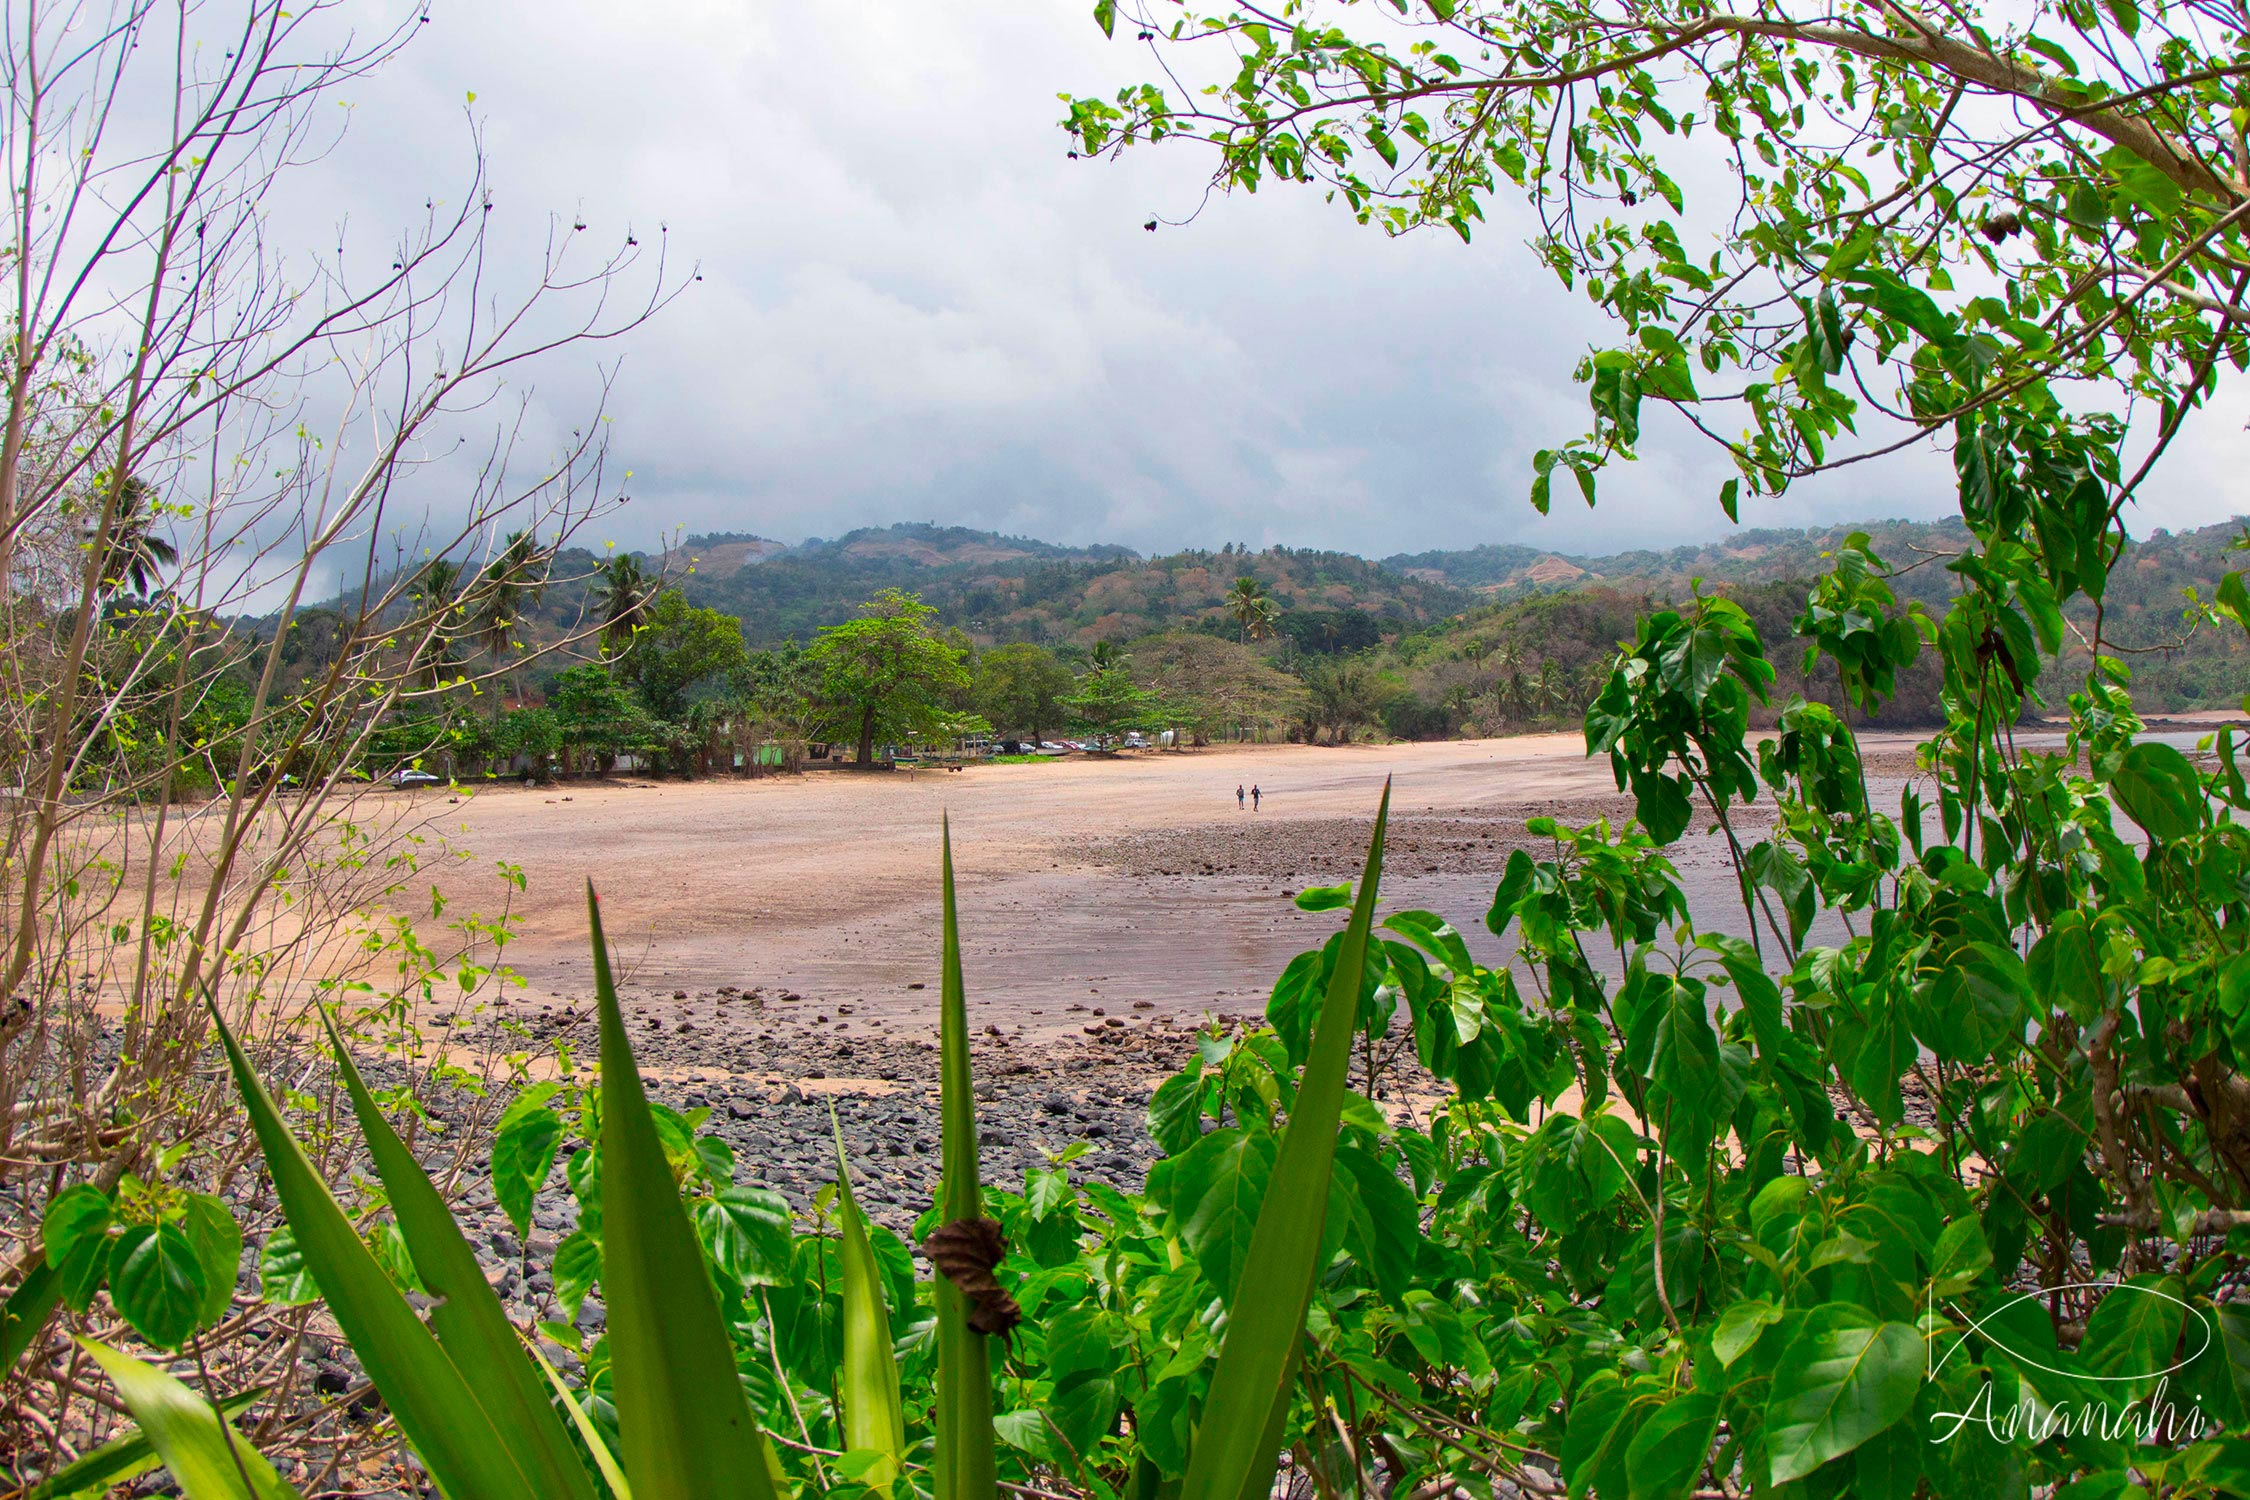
2101,142,2184,221
553,1231,601,1319
1,1259,62,1374
1625,1390,1717,1500
1146,1057,1206,1155
1093,0,1117,37
833,1113,907,1474
22,1385,261,1500
1562,1370,1631,1499
2027,911,2103,1024
2112,741,2204,843
1719,478,1740,522
1170,1127,1277,1301
110,1224,210,1350
181,1194,243,1331
79,1340,300,1500
208,998,542,1500
1181,781,1391,1500
2081,1274,2185,1399
1765,1307,1923,1484
43,1183,112,1267
1928,1217,1992,1296
1712,1298,1782,1366
699,1187,794,1287
316,1005,597,1500
257,1229,317,1307
491,1090,565,1238
1335,1141,1418,1308
933,819,1000,1500
588,883,783,1500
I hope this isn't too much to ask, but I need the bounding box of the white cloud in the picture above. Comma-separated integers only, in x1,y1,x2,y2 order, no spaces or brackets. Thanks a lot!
299,0,2246,564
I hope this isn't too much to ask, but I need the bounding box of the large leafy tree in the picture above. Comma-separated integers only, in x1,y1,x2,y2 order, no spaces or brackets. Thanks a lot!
617,588,750,722
548,662,653,774
1130,630,1306,742
1060,664,1168,745
1298,655,1392,742
805,588,971,764
972,641,1076,744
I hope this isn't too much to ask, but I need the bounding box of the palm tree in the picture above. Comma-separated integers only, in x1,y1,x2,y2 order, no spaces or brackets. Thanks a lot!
1575,659,1612,711
89,476,178,599
1534,659,1565,719
411,558,465,691
1225,576,1275,644
473,531,544,720
1250,596,1279,642
595,553,652,652
1486,639,1525,718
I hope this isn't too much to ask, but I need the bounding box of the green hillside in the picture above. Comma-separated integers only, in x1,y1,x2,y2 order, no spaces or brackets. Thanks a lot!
522,524,1473,651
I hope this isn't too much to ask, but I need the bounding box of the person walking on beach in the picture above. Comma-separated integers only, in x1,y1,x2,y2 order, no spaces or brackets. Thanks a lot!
1236,784,1245,810
1251,783,1261,811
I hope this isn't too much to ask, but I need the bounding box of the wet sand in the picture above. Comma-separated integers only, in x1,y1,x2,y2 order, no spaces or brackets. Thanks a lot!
409,733,1930,1046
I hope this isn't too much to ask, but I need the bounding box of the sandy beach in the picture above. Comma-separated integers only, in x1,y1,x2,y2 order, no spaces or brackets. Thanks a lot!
404,731,1937,1046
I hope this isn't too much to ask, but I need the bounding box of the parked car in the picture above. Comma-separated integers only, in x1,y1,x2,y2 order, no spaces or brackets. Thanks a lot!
387,767,442,790
1122,733,1149,749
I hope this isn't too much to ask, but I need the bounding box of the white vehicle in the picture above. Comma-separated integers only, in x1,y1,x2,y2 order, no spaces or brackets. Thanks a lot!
388,767,443,789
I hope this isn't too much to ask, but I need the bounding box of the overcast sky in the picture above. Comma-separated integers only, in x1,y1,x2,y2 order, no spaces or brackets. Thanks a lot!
315,1,2250,561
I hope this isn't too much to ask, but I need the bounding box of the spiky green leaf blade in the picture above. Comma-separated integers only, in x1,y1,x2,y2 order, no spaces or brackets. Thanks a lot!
1,1258,60,1374
318,1006,598,1500
207,1003,539,1500
586,883,780,1500
78,1341,299,1500
24,1387,260,1500
934,817,998,1500
833,1110,907,1469
523,1331,634,1500
1182,781,1391,1500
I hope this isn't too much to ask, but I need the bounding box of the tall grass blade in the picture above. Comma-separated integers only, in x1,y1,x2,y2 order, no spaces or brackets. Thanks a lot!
831,1107,906,1468
23,1387,259,1500
1,1257,59,1373
1181,781,1391,1500
933,817,998,1500
586,882,781,1500
78,1340,300,1500
208,1003,540,1500
317,1006,597,1500
523,1332,634,1500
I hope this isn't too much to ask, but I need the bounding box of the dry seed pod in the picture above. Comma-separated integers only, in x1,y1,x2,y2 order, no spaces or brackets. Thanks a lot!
921,1217,1022,1340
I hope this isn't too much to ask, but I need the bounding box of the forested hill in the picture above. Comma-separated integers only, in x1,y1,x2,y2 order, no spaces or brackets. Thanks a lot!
554,522,1475,649
344,514,2246,713
645,514,2246,655
1387,517,1985,609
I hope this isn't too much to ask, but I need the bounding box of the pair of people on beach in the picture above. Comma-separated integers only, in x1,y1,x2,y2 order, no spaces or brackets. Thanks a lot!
1235,783,1261,811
